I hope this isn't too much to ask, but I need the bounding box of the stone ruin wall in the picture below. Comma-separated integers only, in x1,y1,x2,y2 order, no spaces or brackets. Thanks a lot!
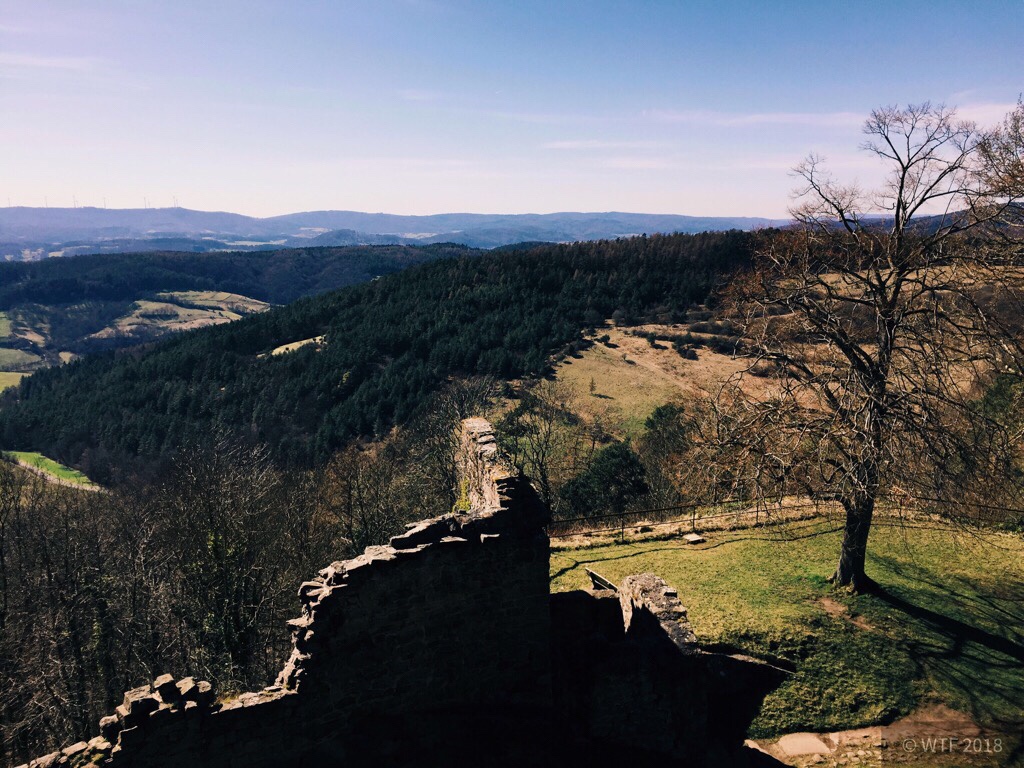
18,418,552,768
18,418,786,768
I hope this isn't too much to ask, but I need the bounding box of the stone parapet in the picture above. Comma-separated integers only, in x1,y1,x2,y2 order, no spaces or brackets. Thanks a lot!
17,419,785,768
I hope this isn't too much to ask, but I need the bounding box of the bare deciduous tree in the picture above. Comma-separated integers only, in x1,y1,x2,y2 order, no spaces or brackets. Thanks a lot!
682,101,1024,591
497,380,604,515
318,438,413,557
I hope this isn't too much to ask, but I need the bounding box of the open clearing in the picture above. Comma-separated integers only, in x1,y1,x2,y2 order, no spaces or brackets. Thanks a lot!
0,311,10,339
270,335,326,356
89,291,270,341
550,520,1024,750
5,451,100,488
158,290,272,314
553,325,760,435
0,371,26,392
0,348,42,369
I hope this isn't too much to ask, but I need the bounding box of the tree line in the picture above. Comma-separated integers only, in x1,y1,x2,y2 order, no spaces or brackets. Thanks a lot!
0,244,477,357
0,378,489,765
0,231,755,480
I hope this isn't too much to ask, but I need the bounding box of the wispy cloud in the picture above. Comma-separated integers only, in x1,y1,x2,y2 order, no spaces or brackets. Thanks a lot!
484,109,603,125
397,88,446,102
600,156,675,170
543,139,666,151
647,109,865,128
956,101,1019,127
0,52,99,73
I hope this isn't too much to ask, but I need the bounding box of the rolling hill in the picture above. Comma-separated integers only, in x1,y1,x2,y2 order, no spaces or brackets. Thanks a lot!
0,207,784,259
0,232,755,479
0,243,477,399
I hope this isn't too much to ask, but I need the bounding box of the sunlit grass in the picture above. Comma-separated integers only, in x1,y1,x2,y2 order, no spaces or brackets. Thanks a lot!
0,371,25,392
5,451,98,487
550,521,1024,738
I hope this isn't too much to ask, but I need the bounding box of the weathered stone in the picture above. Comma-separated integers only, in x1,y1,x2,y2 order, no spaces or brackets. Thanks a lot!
116,726,144,749
153,674,180,705
98,715,121,742
122,686,154,712
777,733,833,757
297,580,326,602
148,704,174,724
22,418,784,768
175,677,214,709
194,680,214,708
60,741,88,758
120,686,160,727
286,616,312,630
87,736,112,754
619,572,698,649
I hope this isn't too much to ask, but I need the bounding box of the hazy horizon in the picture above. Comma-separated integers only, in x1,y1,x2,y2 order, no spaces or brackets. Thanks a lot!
0,203,789,219
2,1,1021,218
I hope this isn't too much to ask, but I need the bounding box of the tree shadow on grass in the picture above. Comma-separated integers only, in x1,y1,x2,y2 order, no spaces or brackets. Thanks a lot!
866,553,1024,753
872,584,1024,663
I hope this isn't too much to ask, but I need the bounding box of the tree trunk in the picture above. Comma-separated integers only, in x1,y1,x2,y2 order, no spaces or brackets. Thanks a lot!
831,494,877,592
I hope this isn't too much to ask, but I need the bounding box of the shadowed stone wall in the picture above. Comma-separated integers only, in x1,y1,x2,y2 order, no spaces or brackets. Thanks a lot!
18,418,786,768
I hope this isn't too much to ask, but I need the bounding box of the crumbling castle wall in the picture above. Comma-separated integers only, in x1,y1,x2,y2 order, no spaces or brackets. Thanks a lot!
551,572,788,765
19,418,786,768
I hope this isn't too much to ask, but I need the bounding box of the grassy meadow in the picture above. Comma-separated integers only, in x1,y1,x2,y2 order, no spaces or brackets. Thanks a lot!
553,326,759,437
5,451,99,488
0,371,25,392
550,520,1024,743
90,291,270,342
0,348,41,369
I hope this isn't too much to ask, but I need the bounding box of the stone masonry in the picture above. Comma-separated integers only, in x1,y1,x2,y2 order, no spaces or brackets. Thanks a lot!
18,418,787,768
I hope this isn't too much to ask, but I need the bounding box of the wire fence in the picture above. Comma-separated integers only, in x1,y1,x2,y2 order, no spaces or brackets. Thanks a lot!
544,492,1024,541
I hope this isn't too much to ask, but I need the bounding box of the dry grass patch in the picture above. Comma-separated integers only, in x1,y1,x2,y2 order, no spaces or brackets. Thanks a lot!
90,292,270,341
0,371,25,392
554,325,772,436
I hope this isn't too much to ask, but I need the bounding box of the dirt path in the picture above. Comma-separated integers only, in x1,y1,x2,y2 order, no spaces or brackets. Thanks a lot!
749,704,1013,767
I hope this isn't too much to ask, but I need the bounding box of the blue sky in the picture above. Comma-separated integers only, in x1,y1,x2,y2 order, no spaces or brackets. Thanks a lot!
1,0,1021,217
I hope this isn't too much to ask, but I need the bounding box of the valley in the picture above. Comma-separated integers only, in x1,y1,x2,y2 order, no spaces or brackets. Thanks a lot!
4,2,1023,765
0,242,476,394
0,231,754,474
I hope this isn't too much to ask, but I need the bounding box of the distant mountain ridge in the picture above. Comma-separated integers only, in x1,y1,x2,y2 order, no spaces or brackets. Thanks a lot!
0,206,785,259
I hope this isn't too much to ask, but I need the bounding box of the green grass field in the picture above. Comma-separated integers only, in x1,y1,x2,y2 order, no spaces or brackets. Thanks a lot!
0,312,10,340
0,348,40,369
5,451,98,487
0,371,25,392
551,521,1024,740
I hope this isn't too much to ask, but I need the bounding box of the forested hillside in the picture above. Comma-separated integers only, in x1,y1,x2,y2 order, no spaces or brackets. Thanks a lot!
0,244,473,370
0,243,473,309
0,232,754,478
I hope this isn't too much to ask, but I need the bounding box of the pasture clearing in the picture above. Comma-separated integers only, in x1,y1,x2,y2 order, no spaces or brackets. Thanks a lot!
4,451,100,488
551,520,1024,746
